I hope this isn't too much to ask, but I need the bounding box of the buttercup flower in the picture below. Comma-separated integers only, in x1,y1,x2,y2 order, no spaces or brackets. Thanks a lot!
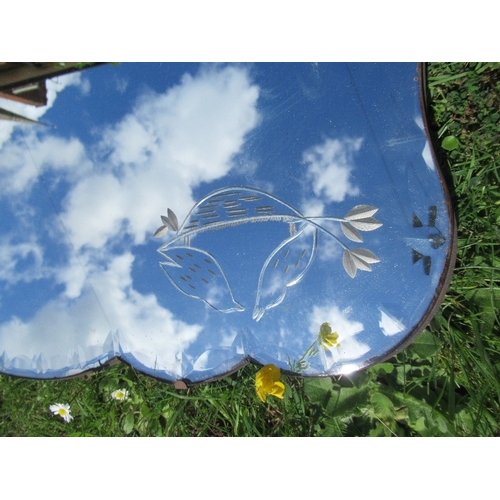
318,322,341,349
255,364,285,403
49,403,73,423
111,388,129,401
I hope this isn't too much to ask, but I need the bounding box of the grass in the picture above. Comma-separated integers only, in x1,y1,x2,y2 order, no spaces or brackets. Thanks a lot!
1,62,499,436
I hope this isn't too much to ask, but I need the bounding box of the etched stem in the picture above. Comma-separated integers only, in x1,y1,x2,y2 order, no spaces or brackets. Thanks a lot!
162,213,350,251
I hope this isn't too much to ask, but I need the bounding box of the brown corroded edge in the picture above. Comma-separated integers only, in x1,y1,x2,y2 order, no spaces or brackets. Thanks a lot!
325,61,458,372
368,62,458,361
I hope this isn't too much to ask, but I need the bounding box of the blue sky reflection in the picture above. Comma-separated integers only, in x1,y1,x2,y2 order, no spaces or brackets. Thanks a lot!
0,63,452,381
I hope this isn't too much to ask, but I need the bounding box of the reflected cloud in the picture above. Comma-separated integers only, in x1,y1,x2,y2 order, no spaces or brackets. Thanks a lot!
63,65,260,251
378,307,405,336
308,303,369,370
0,236,46,285
0,63,453,382
0,251,204,375
303,137,362,203
0,133,92,197
414,116,435,171
114,76,128,94
0,64,260,378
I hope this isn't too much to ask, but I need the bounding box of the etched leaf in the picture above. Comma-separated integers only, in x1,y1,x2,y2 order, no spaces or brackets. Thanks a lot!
161,215,177,231
341,221,363,242
342,249,357,278
350,254,372,272
167,208,179,231
343,248,381,278
253,227,317,321
159,246,243,313
348,217,382,231
154,210,179,238
154,225,169,238
345,205,379,220
350,248,380,264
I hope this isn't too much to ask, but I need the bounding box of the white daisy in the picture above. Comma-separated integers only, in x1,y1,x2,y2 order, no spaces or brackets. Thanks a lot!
111,388,129,401
49,403,73,423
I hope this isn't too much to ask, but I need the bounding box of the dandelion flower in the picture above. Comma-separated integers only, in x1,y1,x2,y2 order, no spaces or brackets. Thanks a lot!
318,322,341,349
111,388,129,401
255,364,285,403
49,403,73,423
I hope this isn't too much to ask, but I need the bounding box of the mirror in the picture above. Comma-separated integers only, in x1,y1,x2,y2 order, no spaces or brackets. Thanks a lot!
0,63,455,383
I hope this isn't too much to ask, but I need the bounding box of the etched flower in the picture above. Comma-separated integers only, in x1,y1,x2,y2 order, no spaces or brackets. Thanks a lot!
111,388,129,401
49,403,73,423
318,322,341,349
255,364,285,402
154,209,179,237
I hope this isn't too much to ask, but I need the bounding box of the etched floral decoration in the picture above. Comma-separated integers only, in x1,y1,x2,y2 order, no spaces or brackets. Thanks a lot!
255,364,285,402
154,186,382,321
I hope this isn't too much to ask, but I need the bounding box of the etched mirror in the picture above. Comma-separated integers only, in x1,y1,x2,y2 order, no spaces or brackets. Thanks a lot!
0,63,456,383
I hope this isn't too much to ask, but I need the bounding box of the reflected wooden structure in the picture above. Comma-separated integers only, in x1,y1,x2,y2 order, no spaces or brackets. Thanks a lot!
0,62,102,107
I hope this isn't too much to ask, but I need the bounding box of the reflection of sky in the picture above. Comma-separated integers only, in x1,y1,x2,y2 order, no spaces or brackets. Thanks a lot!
0,63,452,381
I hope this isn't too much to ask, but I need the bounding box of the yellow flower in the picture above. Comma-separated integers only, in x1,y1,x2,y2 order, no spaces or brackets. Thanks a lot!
318,322,341,349
255,364,285,402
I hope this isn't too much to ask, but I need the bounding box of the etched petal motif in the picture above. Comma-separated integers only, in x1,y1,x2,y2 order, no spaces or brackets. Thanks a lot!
350,248,380,264
159,246,244,313
341,205,382,242
345,205,379,220
342,249,357,278
167,208,179,231
348,217,382,231
156,188,383,317
154,225,169,238
341,221,363,242
154,210,179,238
342,248,380,278
253,226,317,321
161,215,176,231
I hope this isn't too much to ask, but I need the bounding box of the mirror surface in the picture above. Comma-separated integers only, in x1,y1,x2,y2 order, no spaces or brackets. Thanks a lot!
0,63,454,382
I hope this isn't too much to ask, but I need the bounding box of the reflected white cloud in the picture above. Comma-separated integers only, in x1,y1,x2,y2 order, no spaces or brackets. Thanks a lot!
0,133,92,197
421,141,435,171
379,307,405,336
0,63,449,382
0,64,261,378
414,116,435,171
79,77,91,96
114,76,128,94
299,180,344,264
0,250,204,375
300,198,325,222
0,236,46,285
303,137,362,203
62,65,260,251
309,303,369,369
